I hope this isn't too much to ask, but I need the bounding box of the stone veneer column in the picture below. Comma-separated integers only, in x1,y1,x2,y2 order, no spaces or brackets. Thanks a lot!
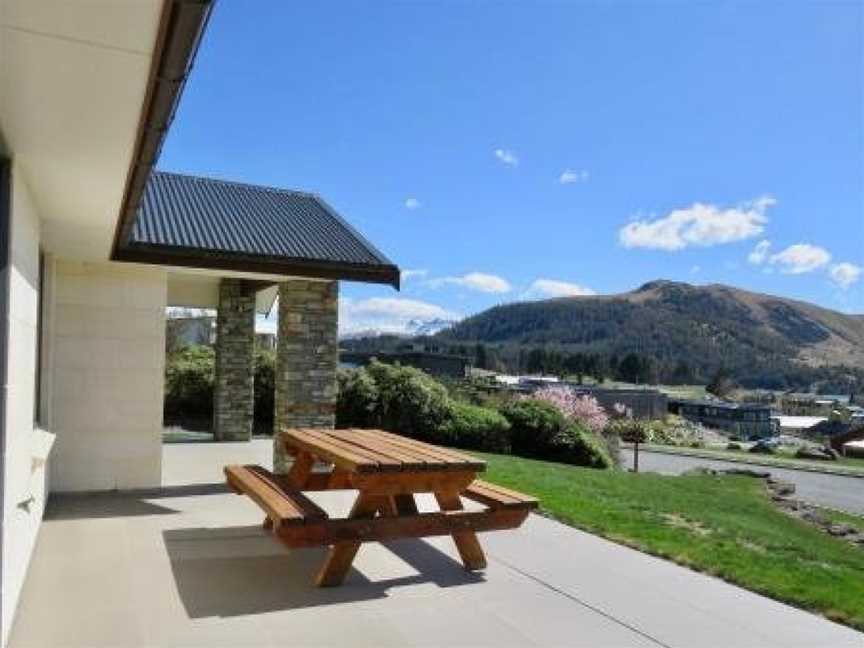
273,280,339,473
213,278,255,441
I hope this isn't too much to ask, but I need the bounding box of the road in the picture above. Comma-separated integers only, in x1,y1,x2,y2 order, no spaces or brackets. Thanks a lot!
622,449,864,515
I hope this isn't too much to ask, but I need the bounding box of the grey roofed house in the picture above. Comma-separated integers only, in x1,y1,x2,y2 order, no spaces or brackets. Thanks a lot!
116,171,400,288
0,0,404,639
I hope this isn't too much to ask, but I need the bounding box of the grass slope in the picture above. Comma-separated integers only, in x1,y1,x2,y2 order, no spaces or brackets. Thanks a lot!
478,452,864,630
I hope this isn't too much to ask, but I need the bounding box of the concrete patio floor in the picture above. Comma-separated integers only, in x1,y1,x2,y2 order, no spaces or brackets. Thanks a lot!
10,439,863,647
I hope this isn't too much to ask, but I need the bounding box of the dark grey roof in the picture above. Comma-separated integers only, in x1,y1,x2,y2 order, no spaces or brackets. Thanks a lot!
117,171,400,287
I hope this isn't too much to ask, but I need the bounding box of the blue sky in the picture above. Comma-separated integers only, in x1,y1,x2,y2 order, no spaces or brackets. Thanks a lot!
160,0,863,333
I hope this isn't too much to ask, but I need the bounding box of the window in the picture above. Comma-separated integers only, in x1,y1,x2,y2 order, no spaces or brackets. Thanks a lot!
34,251,44,425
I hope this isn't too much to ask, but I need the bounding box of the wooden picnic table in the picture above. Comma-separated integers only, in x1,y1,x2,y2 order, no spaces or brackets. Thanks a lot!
225,428,537,586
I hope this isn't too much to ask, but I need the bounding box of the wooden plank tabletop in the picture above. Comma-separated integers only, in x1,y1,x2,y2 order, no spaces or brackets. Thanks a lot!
279,428,486,475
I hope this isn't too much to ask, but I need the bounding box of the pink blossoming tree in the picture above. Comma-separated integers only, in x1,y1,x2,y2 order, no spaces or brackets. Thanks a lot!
532,385,609,434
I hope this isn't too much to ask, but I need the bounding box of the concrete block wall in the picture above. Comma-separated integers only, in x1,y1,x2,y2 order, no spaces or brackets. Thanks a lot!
273,280,338,473
1,163,46,644
212,279,255,441
49,260,167,491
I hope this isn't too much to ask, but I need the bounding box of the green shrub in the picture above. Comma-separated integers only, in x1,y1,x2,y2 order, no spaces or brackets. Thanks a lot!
645,416,705,447
607,418,649,444
556,421,614,469
253,349,276,433
336,367,380,428
163,344,276,433
164,345,214,420
499,398,611,468
336,362,452,443
440,401,511,453
499,399,567,456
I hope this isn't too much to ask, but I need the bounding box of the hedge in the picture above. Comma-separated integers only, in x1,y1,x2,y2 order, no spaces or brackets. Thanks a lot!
499,399,613,469
163,344,274,432
337,363,610,469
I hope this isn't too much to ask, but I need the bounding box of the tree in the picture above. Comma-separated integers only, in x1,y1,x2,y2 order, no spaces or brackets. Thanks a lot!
617,353,653,384
707,367,736,399
474,343,488,370
671,360,694,384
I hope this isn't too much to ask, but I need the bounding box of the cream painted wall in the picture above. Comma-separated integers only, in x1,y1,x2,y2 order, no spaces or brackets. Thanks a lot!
49,260,167,492
1,163,45,645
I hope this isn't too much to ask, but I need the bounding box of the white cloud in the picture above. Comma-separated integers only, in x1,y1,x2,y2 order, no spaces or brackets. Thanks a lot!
619,196,775,251
400,269,428,282
427,272,512,294
748,239,771,265
769,243,832,274
494,148,519,167
404,197,421,210
559,169,589,184
829,262,862,289
523,279,596,299
339,297,459,335
690,265,701,274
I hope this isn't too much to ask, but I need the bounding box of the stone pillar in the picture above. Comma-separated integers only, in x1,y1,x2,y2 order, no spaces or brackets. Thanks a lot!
274,280,339,473
213,278,255,441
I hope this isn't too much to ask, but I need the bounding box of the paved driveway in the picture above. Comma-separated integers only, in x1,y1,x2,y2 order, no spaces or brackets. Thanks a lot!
622,449,864,515
9,440,862,647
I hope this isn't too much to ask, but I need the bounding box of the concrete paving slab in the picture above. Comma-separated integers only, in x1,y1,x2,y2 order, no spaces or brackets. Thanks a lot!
9,439,862,647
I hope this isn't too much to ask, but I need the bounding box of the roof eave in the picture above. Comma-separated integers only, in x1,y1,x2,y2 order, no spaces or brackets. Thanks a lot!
109,0,214,258
114,245,402,289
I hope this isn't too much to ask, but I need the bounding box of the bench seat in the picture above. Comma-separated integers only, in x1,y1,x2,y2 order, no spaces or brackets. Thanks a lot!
463,480,538,510
224,464,328,528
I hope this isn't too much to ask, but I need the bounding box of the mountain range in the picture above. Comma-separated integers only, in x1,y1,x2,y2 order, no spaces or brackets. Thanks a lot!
341,280,863,390
436,280,864,390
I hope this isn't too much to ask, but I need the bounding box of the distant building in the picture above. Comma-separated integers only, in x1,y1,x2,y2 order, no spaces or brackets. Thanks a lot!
513,378,667,420
582,388,668,420
772,415,828,435
780,393,839,416
166,316,215,348
671,399,774,439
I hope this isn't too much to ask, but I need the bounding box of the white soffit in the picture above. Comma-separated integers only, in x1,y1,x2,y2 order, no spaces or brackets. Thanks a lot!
0,0,163,259
166,272,279,316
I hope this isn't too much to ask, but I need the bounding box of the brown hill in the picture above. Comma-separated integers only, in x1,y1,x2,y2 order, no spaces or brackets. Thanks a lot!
440,280,864,388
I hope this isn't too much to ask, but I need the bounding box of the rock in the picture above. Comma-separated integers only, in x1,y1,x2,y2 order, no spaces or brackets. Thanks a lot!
683,467,718,476
802,510,829,526
749,443,775,455
827,523,856,537
767,479,796,496
724,468,770,479
795,447,837,461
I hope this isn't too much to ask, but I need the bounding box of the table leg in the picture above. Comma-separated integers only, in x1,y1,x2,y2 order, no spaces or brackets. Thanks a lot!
315,492,382,586
286,450,314,489
393,493,419,515
434,490,487,570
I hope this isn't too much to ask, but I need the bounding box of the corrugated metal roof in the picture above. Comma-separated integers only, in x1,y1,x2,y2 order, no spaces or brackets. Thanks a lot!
121,171,399,286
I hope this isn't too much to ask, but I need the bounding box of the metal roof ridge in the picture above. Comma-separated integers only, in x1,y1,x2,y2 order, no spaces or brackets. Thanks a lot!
152,169,319,199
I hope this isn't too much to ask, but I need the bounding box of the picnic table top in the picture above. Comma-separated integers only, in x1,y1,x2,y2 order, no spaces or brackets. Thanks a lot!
278,428,487,475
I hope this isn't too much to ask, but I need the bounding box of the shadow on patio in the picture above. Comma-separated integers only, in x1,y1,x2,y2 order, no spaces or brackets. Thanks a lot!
163,527,484,618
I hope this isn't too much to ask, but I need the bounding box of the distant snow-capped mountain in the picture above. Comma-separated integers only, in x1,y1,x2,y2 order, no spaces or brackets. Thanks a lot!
405,318,457,336
339,317,457,340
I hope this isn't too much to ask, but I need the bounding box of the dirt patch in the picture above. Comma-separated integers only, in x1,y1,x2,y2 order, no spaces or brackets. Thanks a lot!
660,513,712,536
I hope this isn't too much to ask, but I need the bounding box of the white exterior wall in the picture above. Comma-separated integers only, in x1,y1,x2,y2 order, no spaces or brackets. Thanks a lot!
1,164,45,645
49,260,167,492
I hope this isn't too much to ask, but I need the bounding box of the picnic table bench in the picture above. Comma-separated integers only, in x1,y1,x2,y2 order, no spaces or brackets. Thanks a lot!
225,428,537,586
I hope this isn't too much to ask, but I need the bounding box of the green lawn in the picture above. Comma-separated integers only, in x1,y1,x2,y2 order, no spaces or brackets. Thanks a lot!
476,452,864,630
817,507,864,535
